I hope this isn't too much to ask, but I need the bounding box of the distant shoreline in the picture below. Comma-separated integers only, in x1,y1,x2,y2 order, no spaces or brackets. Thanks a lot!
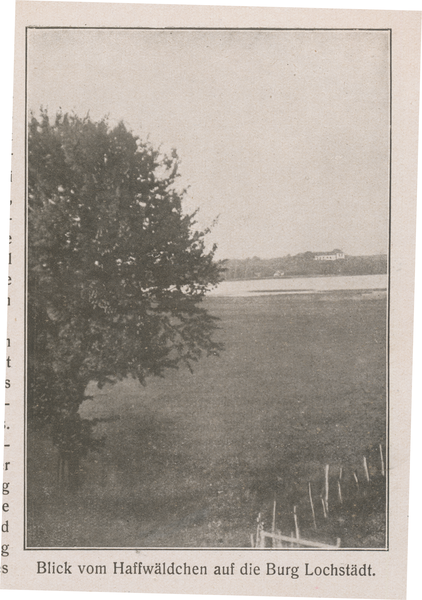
249,287,387,294
223,272,387,282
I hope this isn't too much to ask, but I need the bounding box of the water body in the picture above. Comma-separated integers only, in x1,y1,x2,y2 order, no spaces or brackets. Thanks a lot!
208,274,387,297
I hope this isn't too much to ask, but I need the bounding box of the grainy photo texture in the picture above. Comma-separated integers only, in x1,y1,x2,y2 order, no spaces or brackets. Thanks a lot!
26,28,389,550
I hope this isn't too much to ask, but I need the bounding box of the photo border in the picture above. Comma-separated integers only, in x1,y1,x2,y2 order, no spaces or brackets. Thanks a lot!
23,24,392,553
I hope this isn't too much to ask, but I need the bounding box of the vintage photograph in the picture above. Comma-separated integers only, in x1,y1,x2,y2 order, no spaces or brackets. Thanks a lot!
26,27,390,550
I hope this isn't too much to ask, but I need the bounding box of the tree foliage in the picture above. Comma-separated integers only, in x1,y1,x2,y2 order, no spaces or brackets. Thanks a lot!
28,111,223,472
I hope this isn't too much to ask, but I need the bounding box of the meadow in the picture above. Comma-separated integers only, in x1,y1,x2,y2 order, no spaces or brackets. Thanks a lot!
27,291,387,548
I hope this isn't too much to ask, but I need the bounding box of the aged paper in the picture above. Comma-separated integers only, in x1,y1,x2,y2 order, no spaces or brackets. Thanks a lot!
1,1,421,598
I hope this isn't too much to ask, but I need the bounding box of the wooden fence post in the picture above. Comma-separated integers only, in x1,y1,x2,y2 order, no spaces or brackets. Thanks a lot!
363,456,370,482
324,464,330,513
379,444,385,476
293,505,300,540
308,482,317,529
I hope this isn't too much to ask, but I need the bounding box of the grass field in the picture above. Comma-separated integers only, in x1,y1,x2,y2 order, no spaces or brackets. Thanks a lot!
27,291,387,548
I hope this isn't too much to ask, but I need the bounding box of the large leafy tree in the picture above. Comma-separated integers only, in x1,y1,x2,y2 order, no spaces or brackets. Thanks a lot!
28,111,223,482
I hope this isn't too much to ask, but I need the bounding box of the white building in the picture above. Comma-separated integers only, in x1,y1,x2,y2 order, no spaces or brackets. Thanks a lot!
314,250,345,261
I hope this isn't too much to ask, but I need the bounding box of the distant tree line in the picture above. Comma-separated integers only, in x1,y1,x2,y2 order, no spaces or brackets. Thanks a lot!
222,253,388,280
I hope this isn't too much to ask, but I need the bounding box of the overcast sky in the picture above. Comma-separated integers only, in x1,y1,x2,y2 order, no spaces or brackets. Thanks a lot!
27,28,390,259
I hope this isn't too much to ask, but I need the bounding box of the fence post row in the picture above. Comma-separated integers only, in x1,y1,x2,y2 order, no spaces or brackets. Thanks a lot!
252,449,385,548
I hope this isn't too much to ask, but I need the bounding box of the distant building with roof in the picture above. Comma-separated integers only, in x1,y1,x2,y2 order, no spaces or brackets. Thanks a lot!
314,249,345,261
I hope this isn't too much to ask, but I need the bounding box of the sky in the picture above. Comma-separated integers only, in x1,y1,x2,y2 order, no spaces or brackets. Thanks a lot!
27,28,390,260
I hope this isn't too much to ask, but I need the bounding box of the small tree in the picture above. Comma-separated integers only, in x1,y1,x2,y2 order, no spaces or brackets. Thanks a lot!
28,111,223,485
